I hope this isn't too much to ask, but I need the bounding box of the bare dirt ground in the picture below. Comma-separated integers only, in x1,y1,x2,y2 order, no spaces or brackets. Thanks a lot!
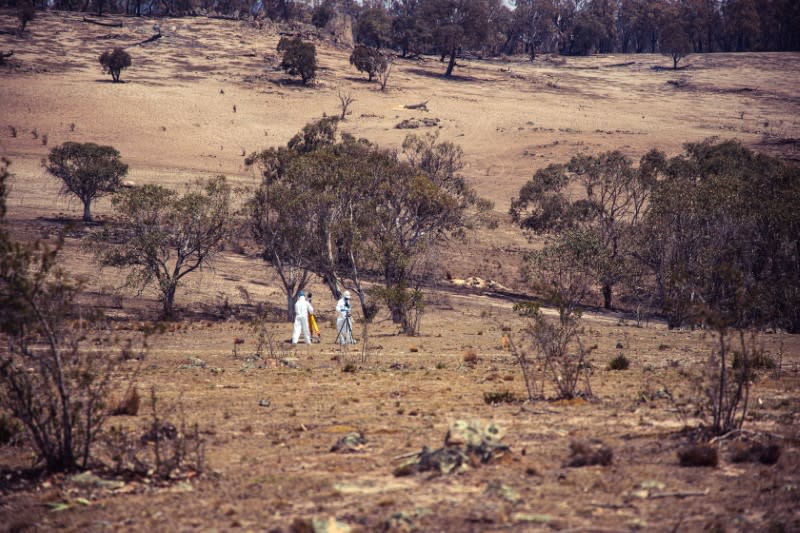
1,11,800,533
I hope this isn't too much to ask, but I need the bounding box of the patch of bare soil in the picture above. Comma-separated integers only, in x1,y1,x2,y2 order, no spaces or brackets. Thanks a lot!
1,12,800,532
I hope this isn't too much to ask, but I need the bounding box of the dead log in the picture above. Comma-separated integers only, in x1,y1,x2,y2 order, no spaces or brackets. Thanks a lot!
404,100,429,112
138,33,162,45
82,17,123,28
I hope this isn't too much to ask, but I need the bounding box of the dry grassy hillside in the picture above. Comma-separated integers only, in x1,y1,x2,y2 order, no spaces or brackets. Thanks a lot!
1,11,800,533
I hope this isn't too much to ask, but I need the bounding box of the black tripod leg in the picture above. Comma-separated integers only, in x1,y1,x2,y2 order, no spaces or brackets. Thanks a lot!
336,318,348,344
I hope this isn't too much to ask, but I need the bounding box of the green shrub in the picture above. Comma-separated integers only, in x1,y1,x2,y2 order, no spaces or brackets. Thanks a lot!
607,353,630,371
732,350,775,370
349,45,387,82
278,36,317,85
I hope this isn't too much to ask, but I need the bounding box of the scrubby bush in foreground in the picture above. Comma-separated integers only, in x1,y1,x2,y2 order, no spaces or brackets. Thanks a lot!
0,158,136,472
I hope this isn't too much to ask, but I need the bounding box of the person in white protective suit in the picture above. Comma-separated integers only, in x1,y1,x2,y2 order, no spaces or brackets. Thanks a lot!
335,290,356,344
291,290,314,345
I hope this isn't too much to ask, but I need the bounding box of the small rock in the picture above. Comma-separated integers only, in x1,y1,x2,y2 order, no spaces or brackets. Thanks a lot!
259,399,271,407
729,442,781,465
330,432,367,453
281,357,300,369
565,439,613,467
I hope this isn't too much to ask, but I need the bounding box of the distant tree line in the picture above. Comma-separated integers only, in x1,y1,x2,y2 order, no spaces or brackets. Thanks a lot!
6,0,798,55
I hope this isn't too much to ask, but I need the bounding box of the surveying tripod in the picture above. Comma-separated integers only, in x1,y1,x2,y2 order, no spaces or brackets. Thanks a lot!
336,313,357,345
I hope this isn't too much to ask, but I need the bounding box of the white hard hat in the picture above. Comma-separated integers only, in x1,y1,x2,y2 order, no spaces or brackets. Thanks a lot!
343,290,351,299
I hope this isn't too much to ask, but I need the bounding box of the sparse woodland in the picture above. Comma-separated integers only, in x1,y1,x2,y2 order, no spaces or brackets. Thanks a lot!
0,8,799,533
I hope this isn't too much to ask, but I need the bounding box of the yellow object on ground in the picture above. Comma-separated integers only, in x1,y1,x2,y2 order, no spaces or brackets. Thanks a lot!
309,313,321,340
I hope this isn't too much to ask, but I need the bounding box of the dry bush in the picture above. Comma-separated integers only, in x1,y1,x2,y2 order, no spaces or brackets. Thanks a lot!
0,413,24,446
565,439,613,467
678,444,718,467
1,158,142,472
729,442,781,465
607,353,630,371
462,349,479,366
111,386,141,416
512,308,593,400
337,91,355,120
103,387,205,480
483,390,520,405
694,329,759,436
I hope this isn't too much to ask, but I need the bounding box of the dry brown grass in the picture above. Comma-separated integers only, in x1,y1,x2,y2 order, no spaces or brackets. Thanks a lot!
1,12,799,532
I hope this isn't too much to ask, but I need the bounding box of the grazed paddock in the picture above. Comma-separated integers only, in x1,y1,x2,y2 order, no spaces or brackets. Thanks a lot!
1,12,799,532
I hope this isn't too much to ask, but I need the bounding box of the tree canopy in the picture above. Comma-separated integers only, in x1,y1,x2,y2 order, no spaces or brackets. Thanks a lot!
246,119,479,333
513,139,800,332
45,142,128,222
278,36,317,85
96,177,231,318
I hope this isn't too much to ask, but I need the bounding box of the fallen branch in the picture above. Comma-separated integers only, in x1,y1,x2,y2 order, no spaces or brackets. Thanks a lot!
588,502,637,510
138,33,162,45
709,429,786,444
404,100,429,112
649,490,709,499
82,17,123,28
392,450,421,462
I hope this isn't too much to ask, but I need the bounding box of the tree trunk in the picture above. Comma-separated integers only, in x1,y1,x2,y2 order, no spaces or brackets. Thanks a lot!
321,272,343,301
602,283,612,310
82,199,93,222
286,291,295,322
162,283,177,319
444,47,457,77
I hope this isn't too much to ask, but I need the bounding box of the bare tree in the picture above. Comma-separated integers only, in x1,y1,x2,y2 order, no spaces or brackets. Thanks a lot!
378,58,393,91
337,91,356,120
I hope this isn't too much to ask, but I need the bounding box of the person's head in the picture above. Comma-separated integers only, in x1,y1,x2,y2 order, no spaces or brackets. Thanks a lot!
307,292,313,300
298,290,305,298
343,290,351,300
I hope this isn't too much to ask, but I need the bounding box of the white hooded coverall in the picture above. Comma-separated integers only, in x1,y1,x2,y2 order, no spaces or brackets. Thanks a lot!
292,295,314,344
